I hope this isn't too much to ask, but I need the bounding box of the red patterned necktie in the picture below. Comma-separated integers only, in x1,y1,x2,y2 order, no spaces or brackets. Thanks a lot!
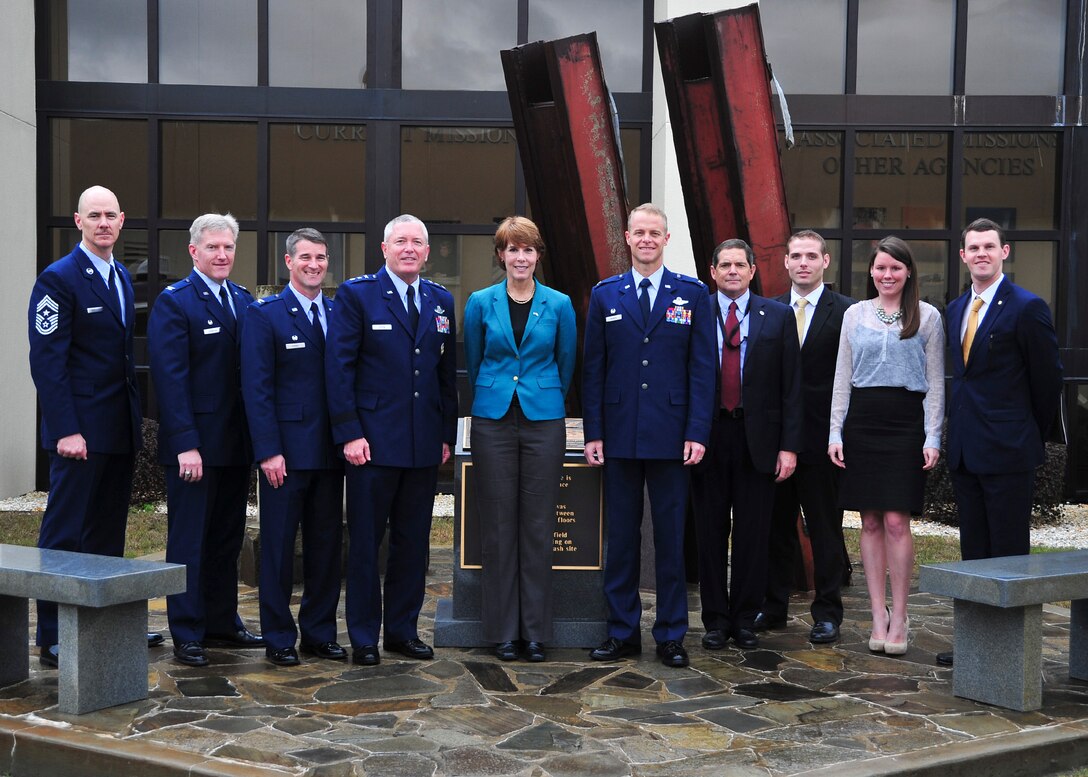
721,301,741,411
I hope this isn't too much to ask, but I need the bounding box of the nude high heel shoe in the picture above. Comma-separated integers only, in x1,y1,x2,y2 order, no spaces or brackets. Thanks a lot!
868,606,890,653
883,615,910,655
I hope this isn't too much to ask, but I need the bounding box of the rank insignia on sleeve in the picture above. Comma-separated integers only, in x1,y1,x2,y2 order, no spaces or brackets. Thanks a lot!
35,295,59,335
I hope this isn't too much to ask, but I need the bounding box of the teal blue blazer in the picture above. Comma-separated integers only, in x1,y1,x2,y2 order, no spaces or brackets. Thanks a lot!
463,280,577,421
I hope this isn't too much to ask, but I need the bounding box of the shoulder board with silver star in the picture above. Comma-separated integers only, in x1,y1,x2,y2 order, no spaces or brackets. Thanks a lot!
422,277,447,291
162,278,191,294
593,274,623,288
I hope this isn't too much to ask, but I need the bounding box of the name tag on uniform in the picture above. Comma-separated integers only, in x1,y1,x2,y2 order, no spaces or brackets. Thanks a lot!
203,326,221,335
605,313,623,322
285,342,306,350
372,323,393,330
86,306,104,314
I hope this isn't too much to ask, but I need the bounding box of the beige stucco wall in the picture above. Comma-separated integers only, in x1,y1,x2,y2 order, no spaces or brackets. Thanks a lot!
0,1,40,497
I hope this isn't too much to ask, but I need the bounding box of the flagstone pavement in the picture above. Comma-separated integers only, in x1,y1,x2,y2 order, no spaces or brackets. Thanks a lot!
1,547,1086,777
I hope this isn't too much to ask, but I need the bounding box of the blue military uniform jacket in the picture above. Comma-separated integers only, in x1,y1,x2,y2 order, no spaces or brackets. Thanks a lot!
326,266,458,468
148,270,254,467
28,244,141,454
582,268,716,459
946,277,1062,474
242,288,339,470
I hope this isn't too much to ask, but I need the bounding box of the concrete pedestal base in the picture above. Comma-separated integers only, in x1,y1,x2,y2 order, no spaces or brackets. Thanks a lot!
59,601,148,715
0,594,29,688
953,599,1042,711
1071,599,1088,682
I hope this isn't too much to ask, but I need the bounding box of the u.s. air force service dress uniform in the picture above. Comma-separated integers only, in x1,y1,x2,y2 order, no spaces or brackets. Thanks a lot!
28,244,142,647
242,288,343,653
148,271,255,646
325,266,458,653
581,268,716,648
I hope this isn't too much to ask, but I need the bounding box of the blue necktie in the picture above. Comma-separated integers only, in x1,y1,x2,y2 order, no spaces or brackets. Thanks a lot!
639,278,652,324
310,301,325,344
407,285,419,332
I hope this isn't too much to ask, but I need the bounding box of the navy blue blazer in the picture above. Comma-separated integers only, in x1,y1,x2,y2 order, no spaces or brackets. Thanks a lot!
28,244,141,454
148,270,254,467
582,268,716,459
463,280,577,421
242,288,339,470
326,266,458,468
946,277,1062,474
708,293,803,474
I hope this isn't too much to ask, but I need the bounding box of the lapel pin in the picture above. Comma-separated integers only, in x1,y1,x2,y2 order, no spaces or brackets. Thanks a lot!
292,335,298,340
623,284,631,290
759,310,766,316
610,308,616,314
86,268,94,274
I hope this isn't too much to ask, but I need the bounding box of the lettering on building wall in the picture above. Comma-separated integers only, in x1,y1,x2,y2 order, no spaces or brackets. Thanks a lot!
294,125,367,141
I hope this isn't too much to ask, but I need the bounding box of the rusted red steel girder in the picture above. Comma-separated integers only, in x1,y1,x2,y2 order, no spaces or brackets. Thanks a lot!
655,4,791,296
501,33,630,324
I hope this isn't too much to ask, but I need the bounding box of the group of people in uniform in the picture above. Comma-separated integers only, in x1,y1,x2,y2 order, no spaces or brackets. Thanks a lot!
27,186,1061,672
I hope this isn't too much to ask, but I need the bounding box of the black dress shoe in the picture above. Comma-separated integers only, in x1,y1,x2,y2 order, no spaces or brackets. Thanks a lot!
301,641,348,660
266,646,300,666
147,632,165,647
589,637,641,661
173,641,209,667
204,627,265,648
809,621,840,644
936,651,954,666
353,645,380,665
753,612,787,632
732,628,760,649
495,641,518,661
701,629,728,650
39,645,59,669
523,641,546,663
384,638,434,660
657,640,689,668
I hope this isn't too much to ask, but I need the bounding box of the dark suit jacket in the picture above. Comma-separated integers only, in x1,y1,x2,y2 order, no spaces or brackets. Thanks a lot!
28,245,142,455
582,268,716,459
242,288,339,470
326,266,458,468
148,270,254,467
707,293,803,474
945,277,1062,474
775,287,855,457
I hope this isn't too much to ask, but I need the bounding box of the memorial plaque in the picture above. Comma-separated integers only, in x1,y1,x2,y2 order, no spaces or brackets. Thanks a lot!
458,462,602,570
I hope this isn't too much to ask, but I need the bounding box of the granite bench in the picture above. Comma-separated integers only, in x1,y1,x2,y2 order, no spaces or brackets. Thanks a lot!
919,549,1088,711
0,544,185,714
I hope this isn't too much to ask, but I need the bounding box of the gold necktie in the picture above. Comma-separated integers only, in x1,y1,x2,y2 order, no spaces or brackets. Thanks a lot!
962,296,984,363
795,298,808,345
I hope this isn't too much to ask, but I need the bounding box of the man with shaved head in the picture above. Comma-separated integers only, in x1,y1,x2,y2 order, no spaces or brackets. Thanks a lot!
28,185,160,669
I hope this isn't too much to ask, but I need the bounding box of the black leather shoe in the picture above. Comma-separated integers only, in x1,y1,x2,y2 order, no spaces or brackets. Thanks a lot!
809,621,840,644
701,629,728,650
204,627,265,648
147,632,165,647
753,612,787,632
384,638,434,660
589,637,641,661
732,628,760,649
173,641,209,667
495,641,518,661
301,641,348,660
524,641,546,663
266,646,300,666
936,651,954,666
656,640,689,668
353,645,380,665
39,645,59,669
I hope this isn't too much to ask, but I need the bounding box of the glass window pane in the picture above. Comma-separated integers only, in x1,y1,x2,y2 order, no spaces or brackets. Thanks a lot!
268,231,365,288
162,122,258,220
159,229,257,291
402,0,515,90
269,0,367,88
852,132,949,230
958,241,1057,311
270,124,366,221
760,0,846,94
781,130,842,229
852,239,948,311
962,133,1059,230
420,234,500,341
159,0,257,86
527,0,644,93
401,127,516,224
856,0,954,95
51,118,148,218
50,0,148,82
966,0,1065,95
620,128,642,206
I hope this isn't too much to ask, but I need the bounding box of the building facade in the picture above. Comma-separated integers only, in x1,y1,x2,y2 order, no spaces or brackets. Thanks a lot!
8,0,1088,497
